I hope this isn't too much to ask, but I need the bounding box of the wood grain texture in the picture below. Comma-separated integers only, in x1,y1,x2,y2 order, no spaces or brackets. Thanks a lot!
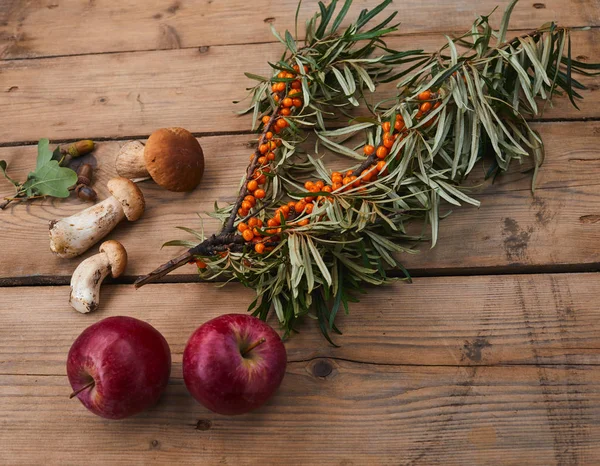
1,364,599,465
0,30,598,144
1,274,599,375
1,121,599,281
1,0,598,59
1,274,599,464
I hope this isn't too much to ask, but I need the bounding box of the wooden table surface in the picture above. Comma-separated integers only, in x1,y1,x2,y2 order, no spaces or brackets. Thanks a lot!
1,0,600,464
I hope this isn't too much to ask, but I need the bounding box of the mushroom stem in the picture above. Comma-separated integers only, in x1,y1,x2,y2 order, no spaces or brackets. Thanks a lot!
69,252,112,313
49,177,144,258
115,140,150,181
69,240,128,313
50,197,124,259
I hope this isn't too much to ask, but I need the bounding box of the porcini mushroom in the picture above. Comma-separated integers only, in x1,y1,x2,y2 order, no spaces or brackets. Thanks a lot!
69,240,127,313
116,127,205,192
49,177,144,258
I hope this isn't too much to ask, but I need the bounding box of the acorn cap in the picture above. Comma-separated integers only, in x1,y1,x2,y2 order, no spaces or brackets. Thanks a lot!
143,127,205,192
99,240,128,278
107,177,145,221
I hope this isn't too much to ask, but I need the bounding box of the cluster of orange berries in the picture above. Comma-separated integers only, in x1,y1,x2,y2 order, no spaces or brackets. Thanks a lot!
415,89,441,127
270,64,309,118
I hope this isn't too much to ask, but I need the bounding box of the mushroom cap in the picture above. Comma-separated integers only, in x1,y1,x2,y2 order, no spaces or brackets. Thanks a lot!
143,127,205,192
99,240,128,278
107,177,145,221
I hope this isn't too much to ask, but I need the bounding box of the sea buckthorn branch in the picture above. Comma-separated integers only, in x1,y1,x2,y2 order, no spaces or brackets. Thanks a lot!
136,0,598,342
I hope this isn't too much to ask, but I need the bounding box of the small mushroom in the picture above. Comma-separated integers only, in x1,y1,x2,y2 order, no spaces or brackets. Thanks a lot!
69,240,127,313
49,177,144,258
116,127,205,192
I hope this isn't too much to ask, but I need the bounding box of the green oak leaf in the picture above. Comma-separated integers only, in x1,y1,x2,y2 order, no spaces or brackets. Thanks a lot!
36,138,54,169
25,160,77,198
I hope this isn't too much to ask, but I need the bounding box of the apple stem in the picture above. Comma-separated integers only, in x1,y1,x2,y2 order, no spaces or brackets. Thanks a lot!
69,380,95,399
242,337,266,356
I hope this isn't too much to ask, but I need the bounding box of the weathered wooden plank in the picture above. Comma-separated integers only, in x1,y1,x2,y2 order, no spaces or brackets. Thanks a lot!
1,121,599,280
1,0,598,59
0,30,598,144
1,364,599,465
1,273,599,375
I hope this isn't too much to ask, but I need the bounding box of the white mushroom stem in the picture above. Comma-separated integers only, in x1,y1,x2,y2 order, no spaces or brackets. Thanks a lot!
49,177,144,259
50,197,124,259
69,240,127,313
69,252,113,313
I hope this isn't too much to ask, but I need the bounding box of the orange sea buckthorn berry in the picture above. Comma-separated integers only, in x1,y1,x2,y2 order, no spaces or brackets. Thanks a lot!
382,121,391,132
322,185,332,193
273,94,280,103
303,65,309,73
267,141,276,150
255,243,266,254
376,146,389,159
242,201,252,211
305,203,314,214
287,201,296,209
288,89,301,96
304,180,315,190
281,205,291,215
248,217,259,228
433,101,442,109
295,201,306,213
291,80,302,89
259,144,268,154
271,84,278,92
247,180,258,192
396,114,403,121
376,160,387,172
267,218,278,228
364,144,375,155
417,90,432,101
242,229,254,242
280,108,291,116
262,115,270,124
238,207,249,216
420,102,432,113
298,219,309,226
253,227,262,236
275,139,282,147
292,98,303,108
237,222,249,233
332,182,342,191
292,64,300,72
276,118,288,128
276,82,286,92
257,156,267,165
395,120,405,131
277,71,286,79
415,110,424,119
315,180,324,189
267,152,276,161
265,131,273,139
254,188,266,199
304,196,315,203
285,72,295,79
346,170,354,177
195,259,207,269
256,174,267,184
361,169,372,182
256,218,263,227
342,176,352,185
383,134,394,149
282,97,293,107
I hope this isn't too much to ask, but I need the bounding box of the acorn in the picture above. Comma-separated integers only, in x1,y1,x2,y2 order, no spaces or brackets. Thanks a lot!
63,140,95,158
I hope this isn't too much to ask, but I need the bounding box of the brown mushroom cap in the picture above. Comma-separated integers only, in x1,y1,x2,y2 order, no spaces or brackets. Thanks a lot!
143,127,205,192
99,240,128,278
107,177,145,221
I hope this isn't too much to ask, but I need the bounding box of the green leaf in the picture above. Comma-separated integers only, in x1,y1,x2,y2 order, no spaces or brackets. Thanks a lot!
497,0,519,44
244,72,269,82
331,0,352,34
307,236,332,286
25,161,77,197
0,160,20,187
36,138,53,170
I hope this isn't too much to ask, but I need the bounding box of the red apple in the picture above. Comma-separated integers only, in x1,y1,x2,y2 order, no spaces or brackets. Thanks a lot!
67,316,171,419
183,314,287,415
